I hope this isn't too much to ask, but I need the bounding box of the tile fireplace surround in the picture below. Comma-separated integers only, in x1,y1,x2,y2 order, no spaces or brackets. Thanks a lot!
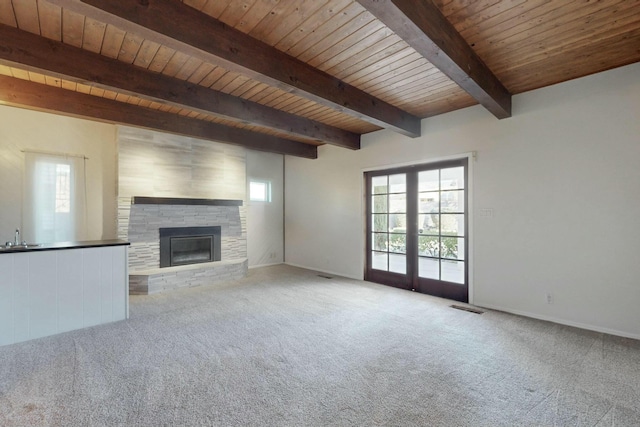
116,126,248,295
120,197,248,295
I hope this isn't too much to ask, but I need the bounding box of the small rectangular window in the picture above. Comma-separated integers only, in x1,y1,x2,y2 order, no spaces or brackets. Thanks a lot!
249,180,271,202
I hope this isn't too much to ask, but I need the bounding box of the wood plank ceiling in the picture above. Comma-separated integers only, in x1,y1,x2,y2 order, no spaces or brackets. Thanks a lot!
0,0,638,158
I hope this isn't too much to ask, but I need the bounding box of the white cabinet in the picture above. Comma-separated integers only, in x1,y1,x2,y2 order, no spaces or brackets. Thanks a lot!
0,245,128,346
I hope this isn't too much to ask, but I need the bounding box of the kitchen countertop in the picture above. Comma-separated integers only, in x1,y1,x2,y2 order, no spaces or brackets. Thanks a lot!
0,239,130,254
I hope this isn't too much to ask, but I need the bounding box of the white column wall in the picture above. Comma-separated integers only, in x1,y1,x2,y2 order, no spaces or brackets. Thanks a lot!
246,150,284,268
284,62,640,339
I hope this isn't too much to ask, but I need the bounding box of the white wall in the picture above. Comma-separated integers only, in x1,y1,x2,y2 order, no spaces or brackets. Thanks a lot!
246,150,284,267
285,62,640,339
0,106,117,243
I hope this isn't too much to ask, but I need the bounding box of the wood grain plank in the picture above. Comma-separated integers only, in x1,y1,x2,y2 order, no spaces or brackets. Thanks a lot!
61,78,77,91
38,1,62,41
448,0,526,35
44,74,62,87
217,0,258,28
310,21,389,71
328,37,405,79
0,0,17,26
238,81,271,100
219,74,252,94
186,62,215,84
61,8,84,47
261,0,329,47
275,0,353,53
232,0,279,33
200,0,234,18
469,0,585,54
9,66,29,80
132,39,161,69
486,1,640,69
174,56,204,81
162,52,190,77
82,16,106,53
117,32,143,64
28,70,46,84
12,0,39,34
100,24,125,58
147,45,176,73
229,80,260,97
357,56,428,92
342,48,417,86
297,8,373,63
247,0,302,40
0,63,12,75
182,0,209,12
503,27,640,93
209,70,242,92
198,66,229,88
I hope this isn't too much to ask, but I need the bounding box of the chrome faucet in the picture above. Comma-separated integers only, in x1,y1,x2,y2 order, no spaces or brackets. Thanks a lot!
14,229,20,245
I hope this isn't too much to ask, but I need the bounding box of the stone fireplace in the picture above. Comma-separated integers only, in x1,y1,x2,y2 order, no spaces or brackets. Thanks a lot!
117,126,248,295
121,197,247,294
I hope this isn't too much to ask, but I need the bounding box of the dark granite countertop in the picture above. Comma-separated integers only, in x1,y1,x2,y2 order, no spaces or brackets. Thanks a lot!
0,239,130,254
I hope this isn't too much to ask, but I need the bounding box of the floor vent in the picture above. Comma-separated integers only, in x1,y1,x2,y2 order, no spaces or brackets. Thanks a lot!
450,305,484,314
317,274,333,279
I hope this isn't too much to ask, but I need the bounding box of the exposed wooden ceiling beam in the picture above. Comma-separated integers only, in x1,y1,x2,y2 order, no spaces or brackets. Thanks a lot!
0,24,358,150
0,75,317,159
357,0,512,119
46,0,422,137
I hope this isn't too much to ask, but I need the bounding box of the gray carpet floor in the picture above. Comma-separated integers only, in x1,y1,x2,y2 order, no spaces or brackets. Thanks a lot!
1,265,639,426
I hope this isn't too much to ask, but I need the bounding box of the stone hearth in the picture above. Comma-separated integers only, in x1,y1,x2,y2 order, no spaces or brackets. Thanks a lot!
120,199,247,294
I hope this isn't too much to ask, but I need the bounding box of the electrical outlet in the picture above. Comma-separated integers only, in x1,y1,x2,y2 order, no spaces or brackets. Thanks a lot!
546,293,553,304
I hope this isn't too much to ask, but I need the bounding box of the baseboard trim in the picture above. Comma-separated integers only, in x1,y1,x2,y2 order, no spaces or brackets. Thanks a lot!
249,262,284,269
475,302,640,341
284,262,362,281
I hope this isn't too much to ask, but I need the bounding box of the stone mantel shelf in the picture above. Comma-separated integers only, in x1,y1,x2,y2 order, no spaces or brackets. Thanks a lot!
131,196,243,206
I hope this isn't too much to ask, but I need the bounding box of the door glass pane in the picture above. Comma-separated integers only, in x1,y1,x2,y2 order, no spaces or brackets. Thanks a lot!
418,235,439,257
389,194,406,213
389,174,406,193
441,237,465,260
419,214,439,234
441,260,465,284
389,254,406,274
372,195,387,213
419,257,439,279
389,233,406,254
389,214,406,232
441,190,464,213
419,192,439,213
419,170,439,192
372,176,388,194
372,252,388,271
441,167,464,190
441,214,465,236
372,214,387,232
373,233,388,251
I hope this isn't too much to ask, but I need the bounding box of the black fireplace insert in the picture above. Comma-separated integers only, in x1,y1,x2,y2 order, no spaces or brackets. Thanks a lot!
159,226,221,267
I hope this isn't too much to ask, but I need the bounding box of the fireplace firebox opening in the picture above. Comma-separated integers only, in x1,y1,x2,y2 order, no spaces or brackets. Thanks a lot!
159,226,221,268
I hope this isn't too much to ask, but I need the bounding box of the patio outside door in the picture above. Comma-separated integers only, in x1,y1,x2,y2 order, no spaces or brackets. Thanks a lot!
365,159,468,302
